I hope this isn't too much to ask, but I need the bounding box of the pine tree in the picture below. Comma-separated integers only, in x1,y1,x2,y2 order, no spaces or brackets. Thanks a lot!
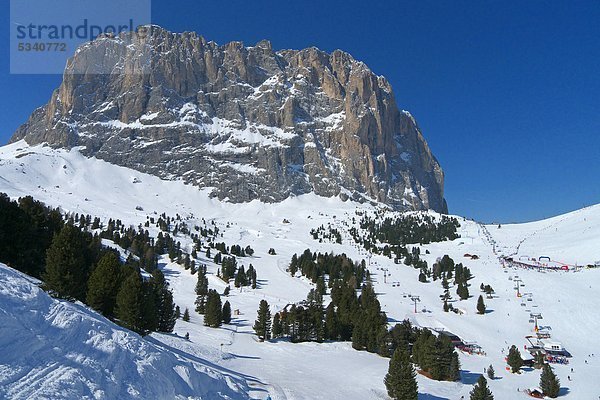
86,251,122,317
305,295,325,343
43,224,90,301
316,276,326,297
203,289,222,327
431,335,455,381
289,254,298,276
250,268,257,289
175,305,181,319
141,279,158,333
443,300,450,312
222,300,232,324
469,375,494,400
540,364,560,398
115,272,147,334
253,299,272,341
449,352,461,381
534,351,545,369
272,312,283,338
151,270,176,332
384,347,418,400
182,307,190,322
487,364,495,380
324,302,339,340
507,345,523,373
194,268,208,314
195,295,206,314
442,276,449,290
457,282,469,300
351,282,387,352
234,265,246,287
477,295,486,315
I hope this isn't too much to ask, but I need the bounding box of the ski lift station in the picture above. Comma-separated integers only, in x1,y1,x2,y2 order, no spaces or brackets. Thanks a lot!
434,329,464,347
526,336,571,357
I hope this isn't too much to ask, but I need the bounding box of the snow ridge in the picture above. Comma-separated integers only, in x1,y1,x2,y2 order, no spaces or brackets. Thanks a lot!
0,264,249,400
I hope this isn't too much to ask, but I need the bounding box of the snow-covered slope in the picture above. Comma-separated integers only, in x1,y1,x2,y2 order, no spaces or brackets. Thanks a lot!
0,263,250,400
0,140,599,399
485,206,600,265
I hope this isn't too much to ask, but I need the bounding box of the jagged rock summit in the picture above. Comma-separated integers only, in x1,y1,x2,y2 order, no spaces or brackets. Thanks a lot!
11,25,447,212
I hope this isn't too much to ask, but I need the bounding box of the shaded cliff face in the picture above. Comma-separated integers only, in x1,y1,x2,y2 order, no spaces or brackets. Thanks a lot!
11,26,447,212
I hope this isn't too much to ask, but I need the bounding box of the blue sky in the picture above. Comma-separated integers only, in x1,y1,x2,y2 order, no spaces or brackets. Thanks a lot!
1,1,599,223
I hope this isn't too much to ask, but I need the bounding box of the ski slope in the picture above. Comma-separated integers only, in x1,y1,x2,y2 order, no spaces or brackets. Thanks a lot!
485,206,600,266
0,140,599,399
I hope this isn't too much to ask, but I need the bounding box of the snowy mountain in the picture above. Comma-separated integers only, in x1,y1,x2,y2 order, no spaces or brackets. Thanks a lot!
0,141,599,399
10,26,446,213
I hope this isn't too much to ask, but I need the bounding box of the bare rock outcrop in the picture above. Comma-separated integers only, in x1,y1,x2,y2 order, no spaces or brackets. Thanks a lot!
11,26,447,212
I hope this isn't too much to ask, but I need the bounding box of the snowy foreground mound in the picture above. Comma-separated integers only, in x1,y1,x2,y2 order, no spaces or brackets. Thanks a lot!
0,263,249,400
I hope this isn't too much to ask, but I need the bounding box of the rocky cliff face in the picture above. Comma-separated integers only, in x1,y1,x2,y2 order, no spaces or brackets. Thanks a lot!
11,26,447,212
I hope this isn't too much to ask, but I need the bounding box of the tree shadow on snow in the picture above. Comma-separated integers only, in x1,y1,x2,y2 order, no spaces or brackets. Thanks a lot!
159,267,180,278
229,318,251,328
255,279,268,289
418,393,450,400
460,370,483,385
559,387,571,396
